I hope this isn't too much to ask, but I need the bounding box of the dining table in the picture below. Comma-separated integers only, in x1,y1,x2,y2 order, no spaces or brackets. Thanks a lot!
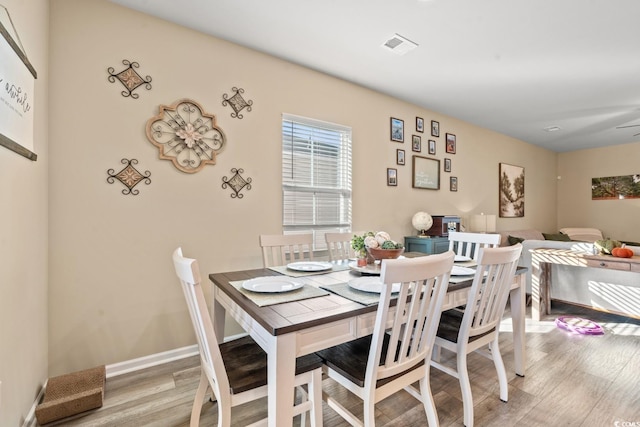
208,255,527,427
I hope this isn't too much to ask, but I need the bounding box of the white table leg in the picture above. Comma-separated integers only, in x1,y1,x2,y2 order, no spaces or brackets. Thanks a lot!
212,290,226,344
509,274,526,376
531,253,542,322
267,333,296,427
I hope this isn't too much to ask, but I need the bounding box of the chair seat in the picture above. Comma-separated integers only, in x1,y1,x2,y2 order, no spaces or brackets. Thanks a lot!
222,336,323,394
316,334,423,388
436,309,495,344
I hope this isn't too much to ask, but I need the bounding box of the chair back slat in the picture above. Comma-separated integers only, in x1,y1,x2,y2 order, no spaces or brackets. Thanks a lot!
325,232,356,261
260,233,314,267
172,248,231,405
448,231,501,261
462,244,522,338
366,251,455,383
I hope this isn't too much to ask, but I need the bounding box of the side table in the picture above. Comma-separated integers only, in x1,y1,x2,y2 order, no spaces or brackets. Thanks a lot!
404,236,449,255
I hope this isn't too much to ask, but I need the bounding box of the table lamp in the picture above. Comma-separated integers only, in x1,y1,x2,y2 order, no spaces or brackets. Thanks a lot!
470,213,496,233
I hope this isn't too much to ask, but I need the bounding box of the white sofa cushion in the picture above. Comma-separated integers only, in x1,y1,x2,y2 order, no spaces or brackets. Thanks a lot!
559,227,603,242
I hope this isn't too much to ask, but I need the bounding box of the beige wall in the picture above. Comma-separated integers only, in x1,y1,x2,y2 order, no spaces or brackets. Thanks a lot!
47,0,558,376
558,141,640,242
2,0,636,422
0,0,49,425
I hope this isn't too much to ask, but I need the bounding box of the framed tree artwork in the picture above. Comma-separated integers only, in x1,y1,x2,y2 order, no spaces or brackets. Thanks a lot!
499,163,524,217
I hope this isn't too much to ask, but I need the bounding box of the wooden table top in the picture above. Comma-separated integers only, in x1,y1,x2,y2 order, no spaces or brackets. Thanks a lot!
210,268,377,336
208,264,526,337
531,247,640,263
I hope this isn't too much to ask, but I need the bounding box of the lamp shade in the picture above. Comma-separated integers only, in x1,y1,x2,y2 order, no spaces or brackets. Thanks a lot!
470,214,496,233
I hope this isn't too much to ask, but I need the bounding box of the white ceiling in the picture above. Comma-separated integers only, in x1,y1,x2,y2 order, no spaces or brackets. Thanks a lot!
110,0,640,152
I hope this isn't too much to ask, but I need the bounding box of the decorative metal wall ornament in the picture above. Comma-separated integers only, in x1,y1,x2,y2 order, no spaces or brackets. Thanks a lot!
222,168,252,198
222,87,253,119
145,99,226,174
107,60,152,99
107,159,152,195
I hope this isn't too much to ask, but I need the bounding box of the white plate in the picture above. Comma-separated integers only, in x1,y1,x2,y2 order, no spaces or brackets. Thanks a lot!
242,277,304,293
454,254,472,262
451,266,476,276
348,277,401,294
286,261,333,272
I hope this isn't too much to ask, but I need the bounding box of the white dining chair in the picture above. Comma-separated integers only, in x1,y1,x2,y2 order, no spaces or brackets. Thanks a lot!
259,233,314,267
448,231,501,261
316,251,456,427
430,244,522,427
324,231,356,261
172,247,323,426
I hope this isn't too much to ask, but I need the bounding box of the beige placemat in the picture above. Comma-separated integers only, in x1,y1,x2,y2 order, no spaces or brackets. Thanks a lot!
268,262,351,277
455,260,478,268
229,279,330,307
449,266,487,283
449,275,475,284
320,282,385,306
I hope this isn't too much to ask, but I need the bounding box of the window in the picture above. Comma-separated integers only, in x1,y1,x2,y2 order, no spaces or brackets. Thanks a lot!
282,114,352,250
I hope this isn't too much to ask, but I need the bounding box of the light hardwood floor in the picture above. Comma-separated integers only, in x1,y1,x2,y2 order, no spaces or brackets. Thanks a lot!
40,302,640,426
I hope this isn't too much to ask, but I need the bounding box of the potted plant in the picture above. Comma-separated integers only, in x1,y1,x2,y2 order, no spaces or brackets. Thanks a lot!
351,232,373,266
351,231,403,266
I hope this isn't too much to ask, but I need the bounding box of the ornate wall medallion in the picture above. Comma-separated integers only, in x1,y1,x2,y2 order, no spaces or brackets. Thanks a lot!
222,87,253,119
107,159,151,195
107,60,152,99
145,99,226,174
222,168,252,198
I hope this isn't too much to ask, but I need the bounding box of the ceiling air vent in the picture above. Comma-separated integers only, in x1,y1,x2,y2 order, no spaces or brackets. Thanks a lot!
382,33,418,55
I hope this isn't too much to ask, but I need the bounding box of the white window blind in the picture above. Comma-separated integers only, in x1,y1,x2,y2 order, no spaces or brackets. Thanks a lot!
282,114,352,250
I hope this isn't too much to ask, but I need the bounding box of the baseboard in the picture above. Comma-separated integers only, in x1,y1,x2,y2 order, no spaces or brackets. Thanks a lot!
106,344,200,379
22,386,46,427
106,331,248,378
23,332,247,426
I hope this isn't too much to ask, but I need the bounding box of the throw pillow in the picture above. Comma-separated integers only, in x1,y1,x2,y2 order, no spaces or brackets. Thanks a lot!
543,232,571,241
508,235,525,246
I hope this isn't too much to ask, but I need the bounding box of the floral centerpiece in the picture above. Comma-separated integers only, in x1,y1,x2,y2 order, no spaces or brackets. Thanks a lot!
351,231,404,265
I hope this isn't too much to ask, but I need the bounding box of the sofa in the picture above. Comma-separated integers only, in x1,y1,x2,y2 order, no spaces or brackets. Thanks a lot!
498,228,640,319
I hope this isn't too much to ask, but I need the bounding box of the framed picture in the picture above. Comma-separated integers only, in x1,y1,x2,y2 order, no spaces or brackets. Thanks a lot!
416,117,424,133
412,155,440,190
0,16,38,161
499,163,525,217
412,135,421,152
396,149,405,165
431,120,440,137
390,117,404,142
450,176,458,192
428,139,436,155
446,133,456,154
387,168,398,186
592,174,640,200
444,158,451,172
